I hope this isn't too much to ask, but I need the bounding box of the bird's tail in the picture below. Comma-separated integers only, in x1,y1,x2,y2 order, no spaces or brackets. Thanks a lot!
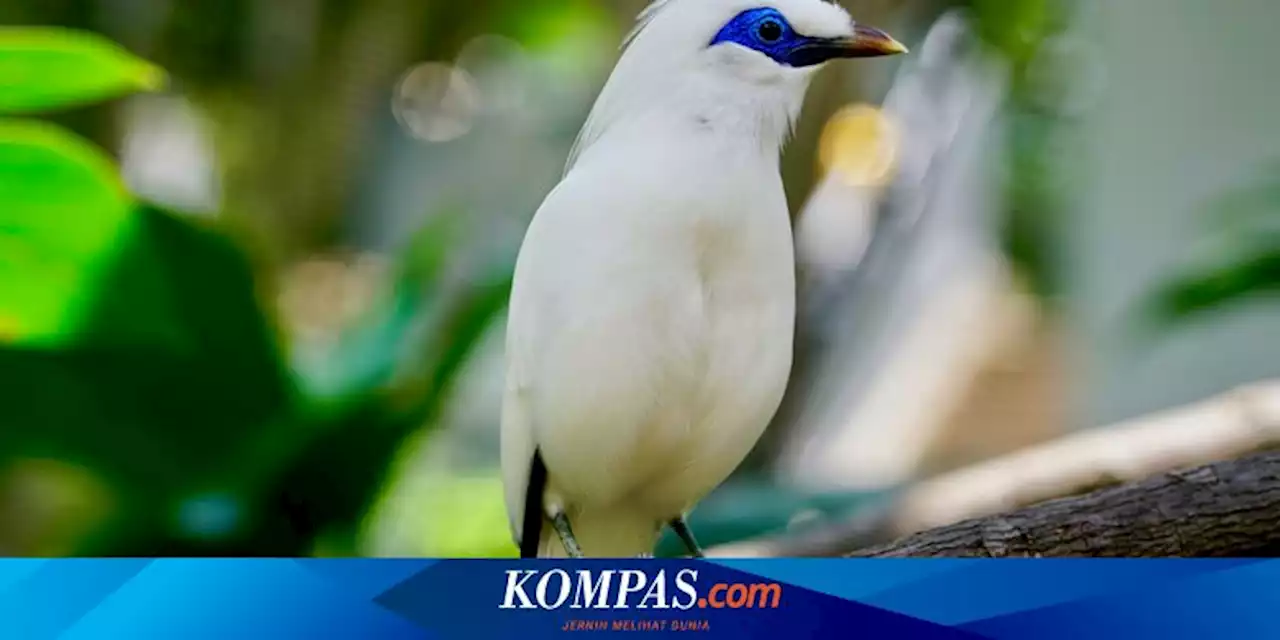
539,506,662,558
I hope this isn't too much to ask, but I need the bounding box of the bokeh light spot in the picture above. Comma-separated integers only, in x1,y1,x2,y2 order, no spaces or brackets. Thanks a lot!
0,459,113,555
392,62,481,143
175,492,243,541
818,103,900,188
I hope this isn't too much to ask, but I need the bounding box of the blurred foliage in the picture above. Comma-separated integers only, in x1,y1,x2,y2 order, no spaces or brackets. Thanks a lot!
971,0,1052,66
1144,163,1280,324
0,0,618,558
0,28,165,345
971,0,1072,302
364,461,517,557
0,26,295,554
1,200,293,551
0,24,514,556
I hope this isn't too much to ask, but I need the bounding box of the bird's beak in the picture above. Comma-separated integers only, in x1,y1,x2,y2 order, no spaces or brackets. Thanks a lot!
828,24,909,58
790,25,907,65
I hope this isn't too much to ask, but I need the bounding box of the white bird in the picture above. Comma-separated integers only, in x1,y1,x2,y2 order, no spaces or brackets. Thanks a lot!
501,0,906,558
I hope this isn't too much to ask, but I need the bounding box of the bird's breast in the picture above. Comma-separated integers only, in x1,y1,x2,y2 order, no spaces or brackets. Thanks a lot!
621,193,797,512
525,156,796,514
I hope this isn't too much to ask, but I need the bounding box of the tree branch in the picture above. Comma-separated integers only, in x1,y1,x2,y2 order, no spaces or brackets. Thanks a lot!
711,379,1280,557
849,450,1280,557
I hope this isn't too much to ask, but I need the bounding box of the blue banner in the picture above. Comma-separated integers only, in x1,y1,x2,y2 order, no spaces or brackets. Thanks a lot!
1,558,1277,638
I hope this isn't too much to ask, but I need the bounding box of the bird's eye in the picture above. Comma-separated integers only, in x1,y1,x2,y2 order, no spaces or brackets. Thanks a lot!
756,19,783,43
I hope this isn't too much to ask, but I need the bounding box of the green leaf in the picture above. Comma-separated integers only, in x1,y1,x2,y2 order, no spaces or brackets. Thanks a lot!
1147,246,1280,322
0,27,165,114
0,119,134,344
1141,163,1280,327
0,203,297,554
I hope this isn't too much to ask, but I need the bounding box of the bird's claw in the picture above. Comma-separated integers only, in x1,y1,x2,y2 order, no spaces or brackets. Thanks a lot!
551,512,584,558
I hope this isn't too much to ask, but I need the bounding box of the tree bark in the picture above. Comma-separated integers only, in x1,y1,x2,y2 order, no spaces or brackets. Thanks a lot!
849,450,1280,557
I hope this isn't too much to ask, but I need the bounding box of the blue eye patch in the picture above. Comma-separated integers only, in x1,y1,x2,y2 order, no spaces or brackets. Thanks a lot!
710,7,828,68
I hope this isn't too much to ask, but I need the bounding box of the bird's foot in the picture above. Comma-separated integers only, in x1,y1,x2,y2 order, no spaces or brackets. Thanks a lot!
669,516,705,558
551,512,584,558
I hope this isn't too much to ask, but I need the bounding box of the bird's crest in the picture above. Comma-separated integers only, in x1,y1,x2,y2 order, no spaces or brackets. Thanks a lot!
624,0,677,49
564,0,675,174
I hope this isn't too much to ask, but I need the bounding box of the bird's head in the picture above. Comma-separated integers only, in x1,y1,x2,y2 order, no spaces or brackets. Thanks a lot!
703,1,907,81
568,0,907,169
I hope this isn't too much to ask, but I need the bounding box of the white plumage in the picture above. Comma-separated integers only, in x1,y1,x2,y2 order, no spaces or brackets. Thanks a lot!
501,0,905,557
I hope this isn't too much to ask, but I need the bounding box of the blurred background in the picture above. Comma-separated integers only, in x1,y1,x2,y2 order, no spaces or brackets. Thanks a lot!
1,0,1277,558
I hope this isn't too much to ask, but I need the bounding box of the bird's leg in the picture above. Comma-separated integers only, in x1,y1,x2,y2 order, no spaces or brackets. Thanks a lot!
669,516,705,558
550,512,584,558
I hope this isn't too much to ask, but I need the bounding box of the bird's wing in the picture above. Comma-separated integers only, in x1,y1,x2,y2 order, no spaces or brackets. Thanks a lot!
500,174,579,549
500,259,539,549
500,164,647,550
500,370,540,552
